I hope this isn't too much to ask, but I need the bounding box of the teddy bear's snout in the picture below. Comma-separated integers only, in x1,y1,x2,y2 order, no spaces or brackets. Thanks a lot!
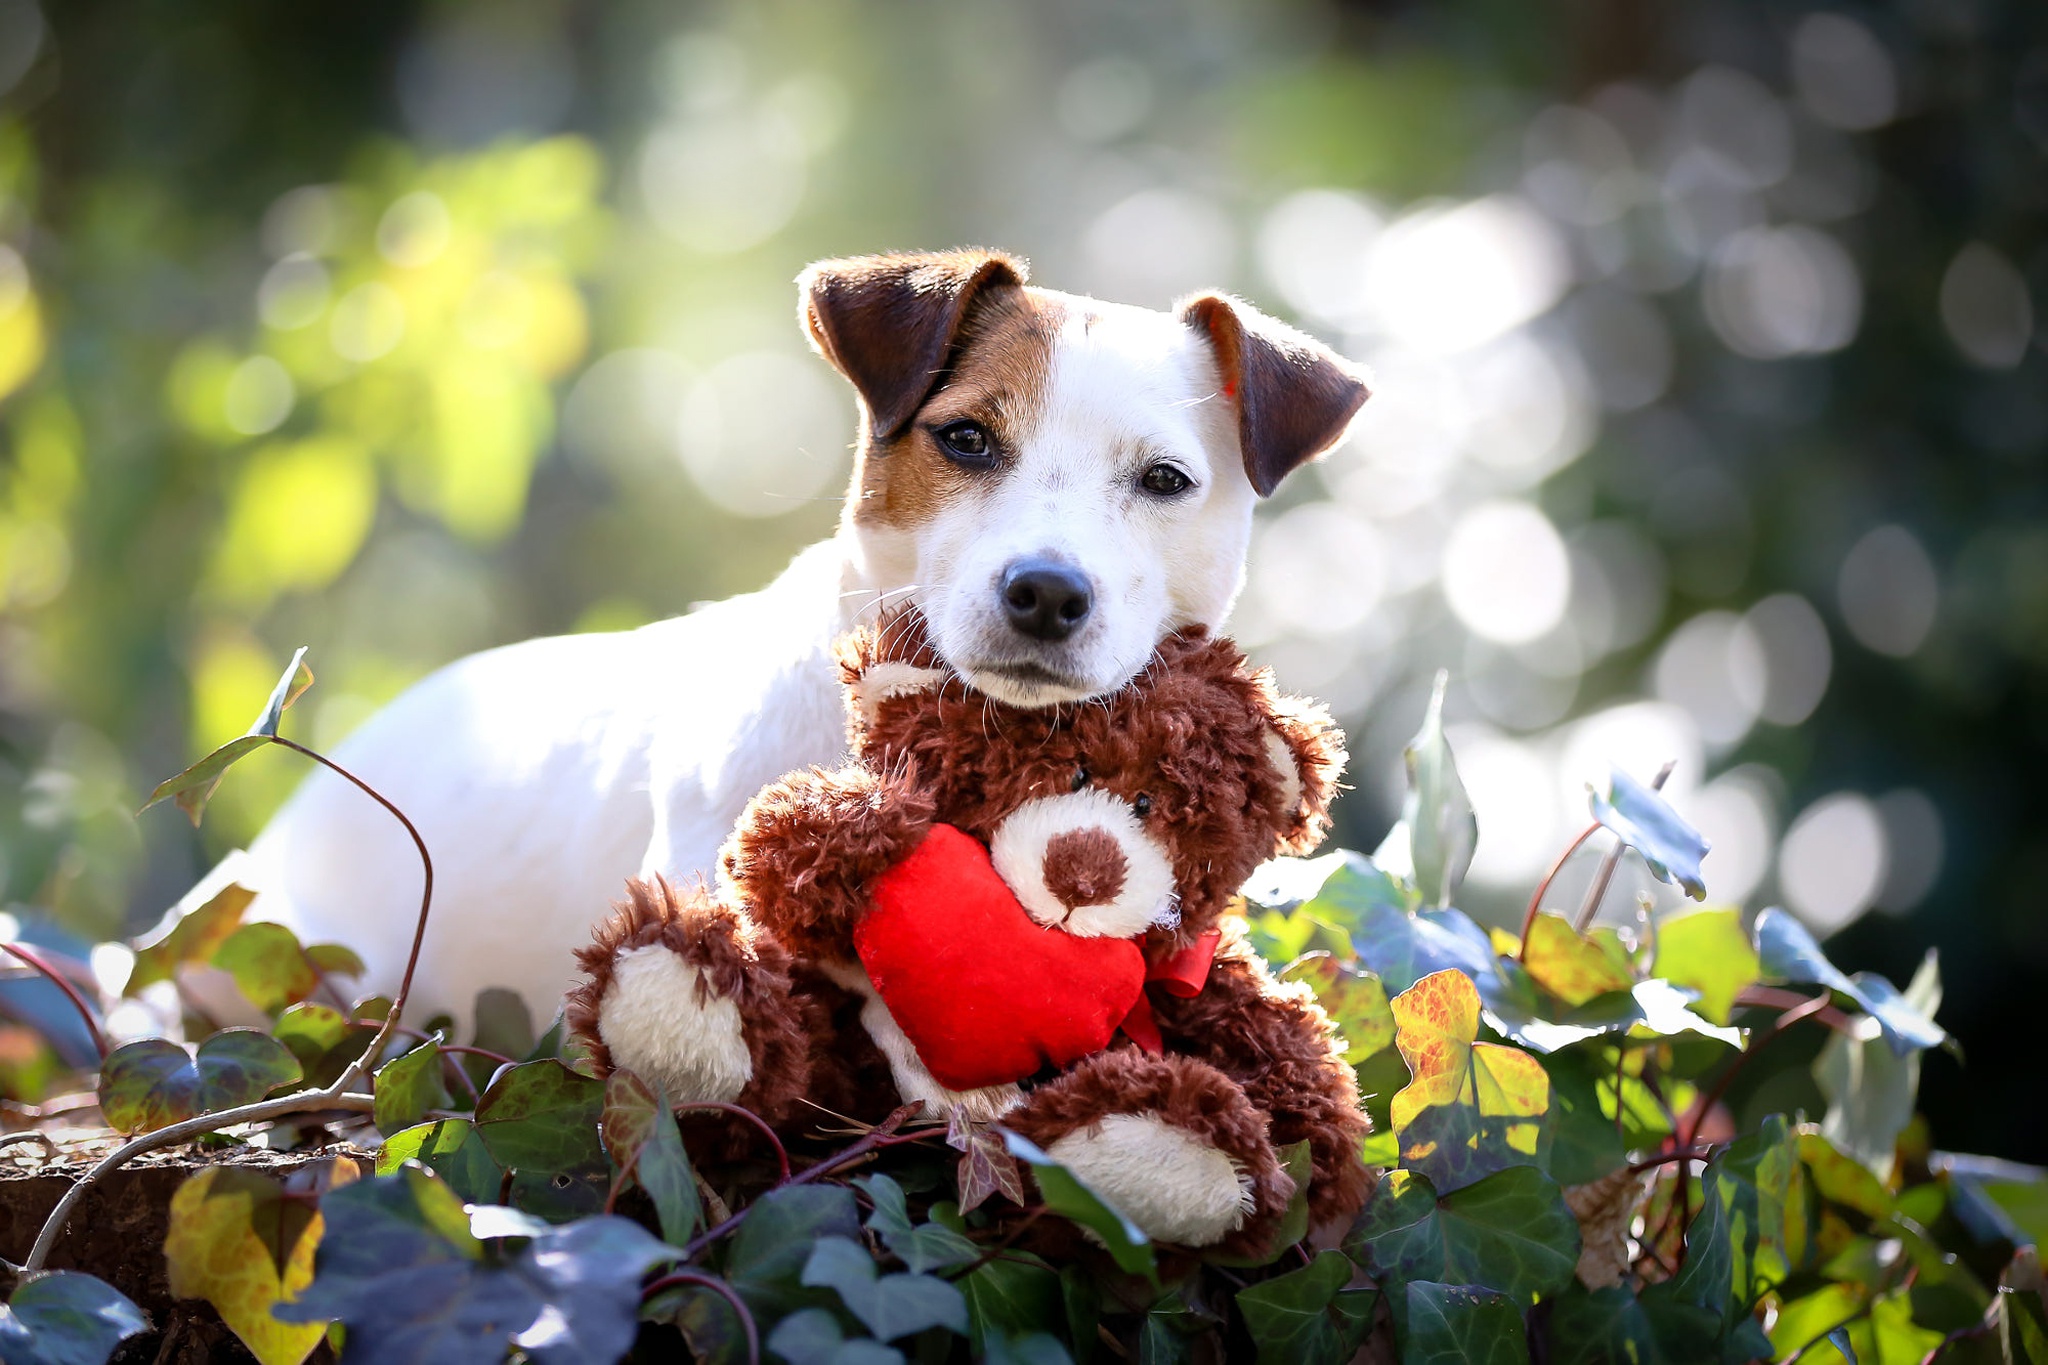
1042,828,1128,910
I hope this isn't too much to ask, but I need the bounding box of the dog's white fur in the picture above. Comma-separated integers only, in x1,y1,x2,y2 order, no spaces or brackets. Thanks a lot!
224,258,1362,1028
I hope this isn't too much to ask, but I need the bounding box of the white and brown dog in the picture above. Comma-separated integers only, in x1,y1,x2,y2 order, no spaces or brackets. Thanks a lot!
223,249,1369,1026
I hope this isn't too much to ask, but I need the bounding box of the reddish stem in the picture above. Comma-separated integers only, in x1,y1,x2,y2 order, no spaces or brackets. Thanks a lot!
676,1102,791,1183
1521,822,1601,953
642,1269,760,1365
1684,990,1833,1152
1,942,108,1061
678,1103,922,1260
1629,1146,1719,1174
440,1043,516,1066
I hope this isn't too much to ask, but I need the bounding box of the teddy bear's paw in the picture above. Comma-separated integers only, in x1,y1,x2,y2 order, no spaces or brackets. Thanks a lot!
597,945,754,1104
1047,1113,1257,1246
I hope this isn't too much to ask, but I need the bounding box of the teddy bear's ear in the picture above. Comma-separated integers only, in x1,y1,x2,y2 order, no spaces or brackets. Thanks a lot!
838,607,951,726
1258,690,1348,856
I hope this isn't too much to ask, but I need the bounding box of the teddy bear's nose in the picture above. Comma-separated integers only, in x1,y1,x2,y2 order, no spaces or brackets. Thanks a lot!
1042,828,1128,911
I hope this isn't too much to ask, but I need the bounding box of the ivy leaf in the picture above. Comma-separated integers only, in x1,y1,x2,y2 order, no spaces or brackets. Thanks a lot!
1402,1281,1530,1365
213,922,321,1014
1589,766,1709,900
766,1308,907,1365
0,1273,149,1365
600,1069,702,1244
1796,1130,1892,1219
1287,955,1395,1061
1003,1131,1156,1282
725,1185,862,1320
274,1003,376,1089
472,988,535,1060
983,1333,1077,1365
378,1119,506,1205
1345,1166,1580,1304
374,1036,451,1135
500,1214,677,1365
1815,954,1942,1175
853,1173,979,1273
1207,1140,1314,1269
1665,1115,1797,1339
142,647,311,825
305,942,365,982
1653,908,1758,1026
958,1253,1062,1355
1388,970,1553,1192
164,1159,359,1365
1754,911,1947,1055
1234,1249,1377,1365
99,1028,303,1134
125,881,254,996
1537,1047,1626,1188
1400,672,1477,910
473,1060,606,1171
1542,1283,1662,1365
800,1236,969,1342
1522,913,1634,1007
949,1112,1028,1214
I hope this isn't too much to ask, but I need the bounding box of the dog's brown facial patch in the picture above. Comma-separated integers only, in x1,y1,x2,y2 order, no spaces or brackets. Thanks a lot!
1043,828,1128,910
849,286,1065,530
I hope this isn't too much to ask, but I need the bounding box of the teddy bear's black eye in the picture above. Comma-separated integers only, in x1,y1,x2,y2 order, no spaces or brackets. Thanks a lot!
1134,793,1153,817
1070,767,1089,792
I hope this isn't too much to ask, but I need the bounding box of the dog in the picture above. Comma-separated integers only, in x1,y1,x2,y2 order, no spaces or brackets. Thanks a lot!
216,249,1369,1028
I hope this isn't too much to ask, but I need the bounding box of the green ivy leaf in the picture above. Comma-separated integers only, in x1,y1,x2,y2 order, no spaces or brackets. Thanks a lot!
1234,1249,1377,1365
1814,954,1942,1176
800,1236,968,1342
853,1173,979,1274
958,1253,1062,1355
1003,1131,1156,1282
600,1069,702,1244
725,1185,863,1321
1589,766,1709,900
0,1273,149,1365
125,881,254,996
471,987,534,1061
1343,1166,1580,1304
1538,1047,1627,1188
1402,1281,1529,1365
1796,1130,1893,1219
142,647,311,825
1653,908,1759,1026
983,1332,1077,1365
765,1308,908,1365
1542,1283,1662,1365
1755,911,1946,1055
99,1028,303,1134
378,1119,505,1205
1399,672,1477,910
1288,956,1395,1061
274,1003,376,1089
373,1036,451,1135
1666,1115,1797,1336
1350,903,1502,1001
472,1059,606,1170
211,923,321,1014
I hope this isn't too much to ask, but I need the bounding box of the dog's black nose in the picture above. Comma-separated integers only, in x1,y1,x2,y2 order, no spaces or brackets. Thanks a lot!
1001,560,1093,642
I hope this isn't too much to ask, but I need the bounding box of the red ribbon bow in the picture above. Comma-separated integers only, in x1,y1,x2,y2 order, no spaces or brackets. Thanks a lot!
1117,928,1221,1054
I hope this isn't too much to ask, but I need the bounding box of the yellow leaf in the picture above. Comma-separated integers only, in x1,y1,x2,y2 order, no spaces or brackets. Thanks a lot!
1654,907,1759,1026
1523,912,1634,1007
1388,970,1551,1188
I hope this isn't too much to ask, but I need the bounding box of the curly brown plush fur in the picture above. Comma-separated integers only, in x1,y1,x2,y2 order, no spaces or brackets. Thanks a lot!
569,609,1372,1252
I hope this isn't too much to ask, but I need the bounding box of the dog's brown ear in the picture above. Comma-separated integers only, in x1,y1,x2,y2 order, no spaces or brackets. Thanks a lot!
1177,293,1371,496
799,250,1028,441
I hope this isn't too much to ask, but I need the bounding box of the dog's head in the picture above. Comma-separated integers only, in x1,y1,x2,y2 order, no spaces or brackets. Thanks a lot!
802,249,1370,707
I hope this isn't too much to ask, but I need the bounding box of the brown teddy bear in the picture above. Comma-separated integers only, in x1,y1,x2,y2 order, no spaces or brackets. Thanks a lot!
566,611,1371,1254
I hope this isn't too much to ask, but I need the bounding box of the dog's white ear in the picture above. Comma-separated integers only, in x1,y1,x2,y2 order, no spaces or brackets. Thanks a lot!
800,249,1029,441
1177,293,1371,496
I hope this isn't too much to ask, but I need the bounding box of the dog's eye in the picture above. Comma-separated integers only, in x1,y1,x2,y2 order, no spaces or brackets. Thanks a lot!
936,421,994,464
1070,767,1089,792
1134,793,1152,817
1139,463,1191,497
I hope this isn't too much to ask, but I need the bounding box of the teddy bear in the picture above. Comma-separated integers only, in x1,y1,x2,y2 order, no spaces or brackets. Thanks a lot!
565,610,1372,1254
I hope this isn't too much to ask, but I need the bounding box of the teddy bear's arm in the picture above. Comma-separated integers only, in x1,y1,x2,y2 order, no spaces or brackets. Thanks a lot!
719,764,937,961
1152,926,1376,1226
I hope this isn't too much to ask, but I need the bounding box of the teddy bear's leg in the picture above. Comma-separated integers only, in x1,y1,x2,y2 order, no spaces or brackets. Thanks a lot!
566,876,816,1124
1153,933,1377,1228
1004,1050,1292,1252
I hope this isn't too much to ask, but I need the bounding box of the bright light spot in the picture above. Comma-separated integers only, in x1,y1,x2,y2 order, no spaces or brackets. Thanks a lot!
1562,701,1703,810
1568,522,1668,657
1876,788,1944,912
1442,501,1571,644
1684,767,1778,906
1522,104,1636,226
1363,195,1570,354
1704,225,1862,359
0,243,27,317
766,73,850,157
377,191,453,268
1939,243,2035,370
1465,637,1579,732
1676,66,1793,191
1083,187,1235,308
1460,334,1596,483
676,351,848,518
1248,503,1387,638
257,253,331,331
562,348,694,474
1256,190,1382,328
1449,725,1563,886
222,357,296,436
1792,13,1899,131
1057,58,1155,142
1779,792,1888,934
1838,524,1938,657
641,108,808,255
1653,611,1766,750
330,282,407,363
459,272,534,349
261,184,350,258
1743,593,1832,725
1329,350,1468,512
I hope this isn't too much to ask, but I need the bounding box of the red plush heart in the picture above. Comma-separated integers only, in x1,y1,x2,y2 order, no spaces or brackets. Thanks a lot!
855,823,1147,1092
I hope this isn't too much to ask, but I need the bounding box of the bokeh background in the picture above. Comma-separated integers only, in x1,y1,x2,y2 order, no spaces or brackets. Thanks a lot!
0,0,2042,1157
